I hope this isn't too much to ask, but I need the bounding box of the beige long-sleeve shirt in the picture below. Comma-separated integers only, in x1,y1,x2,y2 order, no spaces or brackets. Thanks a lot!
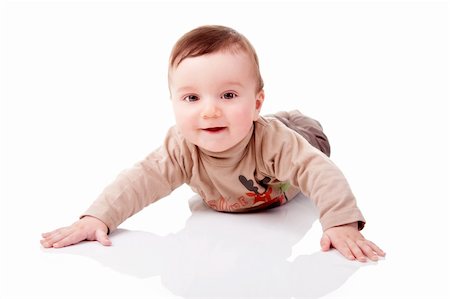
83,116,365,232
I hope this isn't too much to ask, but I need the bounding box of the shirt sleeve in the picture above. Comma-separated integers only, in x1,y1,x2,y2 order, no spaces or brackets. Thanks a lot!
81,127,190,232
258,120,365,231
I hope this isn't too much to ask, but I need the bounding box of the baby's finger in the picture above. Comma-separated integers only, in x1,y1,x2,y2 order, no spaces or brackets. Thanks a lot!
95,229,112,246
320,234,331,251
333,240,355,261
41,232,51,238
41,235,62,248
40,230,65,247
356,240,378,261
41,227,65,238
367,240,385,257
40,238,53,248
43,228,74,247
348,240,367,262
53,231,86,248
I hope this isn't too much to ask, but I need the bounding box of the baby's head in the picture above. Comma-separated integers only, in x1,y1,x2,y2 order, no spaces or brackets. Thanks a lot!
168,25,264,92
168,25,265,153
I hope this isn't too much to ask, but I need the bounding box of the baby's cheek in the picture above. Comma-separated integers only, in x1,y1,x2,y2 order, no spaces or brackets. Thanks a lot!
174,113,191,129
234,111,254,129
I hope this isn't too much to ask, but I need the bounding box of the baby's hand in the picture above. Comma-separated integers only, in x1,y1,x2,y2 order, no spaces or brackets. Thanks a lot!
321,222,385,262
41,216,111,248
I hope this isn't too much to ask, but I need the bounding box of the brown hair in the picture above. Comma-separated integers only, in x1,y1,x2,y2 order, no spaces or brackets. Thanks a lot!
169,25,264,91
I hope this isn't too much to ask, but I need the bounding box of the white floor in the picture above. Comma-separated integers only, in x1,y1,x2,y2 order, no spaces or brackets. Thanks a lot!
1,1,449,299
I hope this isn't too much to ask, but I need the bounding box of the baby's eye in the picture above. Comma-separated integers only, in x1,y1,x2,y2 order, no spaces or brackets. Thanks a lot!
183,95,199,102
221,92,237,100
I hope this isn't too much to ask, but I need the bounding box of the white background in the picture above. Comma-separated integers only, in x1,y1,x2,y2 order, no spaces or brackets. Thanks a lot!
1,0,449,298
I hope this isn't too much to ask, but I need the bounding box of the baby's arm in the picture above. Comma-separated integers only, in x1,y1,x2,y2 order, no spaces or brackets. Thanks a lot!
40,216,111,248
321,222,385,262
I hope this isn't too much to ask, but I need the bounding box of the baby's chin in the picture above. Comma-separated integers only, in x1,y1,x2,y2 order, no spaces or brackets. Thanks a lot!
180,127,252,153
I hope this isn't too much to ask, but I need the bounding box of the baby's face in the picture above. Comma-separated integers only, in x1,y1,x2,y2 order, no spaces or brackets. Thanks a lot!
169,51,264,152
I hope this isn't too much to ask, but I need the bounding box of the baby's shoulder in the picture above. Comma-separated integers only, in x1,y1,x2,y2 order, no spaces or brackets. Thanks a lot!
255,115,291,136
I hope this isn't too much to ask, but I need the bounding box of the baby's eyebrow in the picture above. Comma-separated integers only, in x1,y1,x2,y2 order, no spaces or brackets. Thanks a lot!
221,81,244,88
175,81,244,94
175,86,195,94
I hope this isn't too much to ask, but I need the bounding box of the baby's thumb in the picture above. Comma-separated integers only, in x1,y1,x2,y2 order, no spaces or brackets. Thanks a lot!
320,234,331,251
95,229,112,246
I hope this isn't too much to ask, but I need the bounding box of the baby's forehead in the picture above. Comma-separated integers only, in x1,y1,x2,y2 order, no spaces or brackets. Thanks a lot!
172,52,254,78
168,50,261,93
169,53,258,93
169,50,256,77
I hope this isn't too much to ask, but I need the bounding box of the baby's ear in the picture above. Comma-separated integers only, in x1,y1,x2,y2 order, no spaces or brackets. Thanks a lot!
255,89,265,111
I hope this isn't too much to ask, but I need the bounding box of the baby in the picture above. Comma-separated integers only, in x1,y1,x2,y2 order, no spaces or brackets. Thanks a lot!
41,25,385,262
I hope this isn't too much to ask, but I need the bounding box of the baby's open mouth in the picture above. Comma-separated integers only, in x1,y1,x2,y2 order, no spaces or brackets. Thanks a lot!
203,127,226,132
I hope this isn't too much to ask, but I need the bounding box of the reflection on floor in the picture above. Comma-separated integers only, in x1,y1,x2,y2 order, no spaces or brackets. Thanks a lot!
47,195,371,298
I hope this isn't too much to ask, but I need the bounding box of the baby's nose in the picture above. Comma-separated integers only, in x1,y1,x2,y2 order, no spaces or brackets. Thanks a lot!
201,100,222,119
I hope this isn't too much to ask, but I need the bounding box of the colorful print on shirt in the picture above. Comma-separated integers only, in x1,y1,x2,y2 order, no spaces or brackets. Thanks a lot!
205,176,291,212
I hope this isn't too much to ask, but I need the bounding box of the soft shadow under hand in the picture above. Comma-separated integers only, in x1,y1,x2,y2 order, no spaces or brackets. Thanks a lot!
45,194,370,298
